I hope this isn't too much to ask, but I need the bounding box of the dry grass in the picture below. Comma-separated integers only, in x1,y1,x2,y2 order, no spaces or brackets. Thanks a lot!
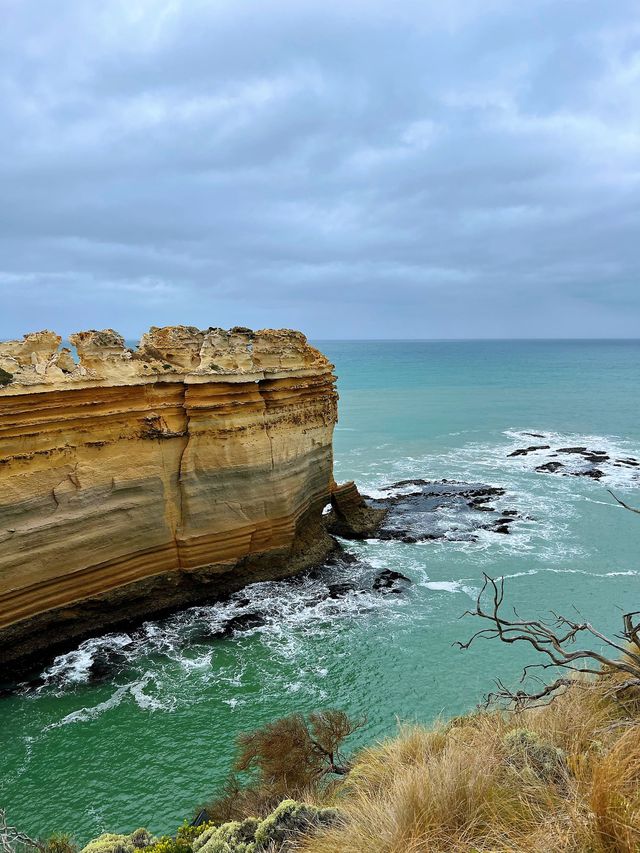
298,682,640,853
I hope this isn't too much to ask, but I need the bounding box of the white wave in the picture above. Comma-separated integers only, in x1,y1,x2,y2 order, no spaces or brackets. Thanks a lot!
502,429,640,490
40,632,134,689
425,581,462,592
46,684,131,728
502,569,539,579
44,672,174,728
29,557,411,695
129,674,176,712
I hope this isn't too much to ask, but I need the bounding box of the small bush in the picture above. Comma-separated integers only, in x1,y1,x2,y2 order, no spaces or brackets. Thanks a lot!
129,830,152,850
253,801,338,850
204,711,361,824
503,728,568,784
80,834,134,853
194,803,338,853
145,821,217,853
81,830,155,853
198,817,260,853
44,834,77,853
0,367,13,387
191,823,220,853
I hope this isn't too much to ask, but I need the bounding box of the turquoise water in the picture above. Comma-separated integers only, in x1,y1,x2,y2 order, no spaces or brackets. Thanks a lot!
2,340,639,842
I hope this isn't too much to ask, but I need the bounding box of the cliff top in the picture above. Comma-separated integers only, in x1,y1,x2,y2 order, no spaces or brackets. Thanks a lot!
0,326,333,391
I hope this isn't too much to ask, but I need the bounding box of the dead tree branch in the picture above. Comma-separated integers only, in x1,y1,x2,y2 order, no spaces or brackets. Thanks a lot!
607,489,640,515
456,574,640,709
0,810,43,853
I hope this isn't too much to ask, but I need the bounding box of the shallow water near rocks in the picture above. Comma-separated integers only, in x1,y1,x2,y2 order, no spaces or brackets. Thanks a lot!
2,340,640,841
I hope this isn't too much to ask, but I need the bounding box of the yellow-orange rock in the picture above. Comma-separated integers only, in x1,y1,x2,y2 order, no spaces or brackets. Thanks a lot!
0,327,338,667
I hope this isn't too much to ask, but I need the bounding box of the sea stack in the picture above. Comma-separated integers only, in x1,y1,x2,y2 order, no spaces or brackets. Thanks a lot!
0,326,339,667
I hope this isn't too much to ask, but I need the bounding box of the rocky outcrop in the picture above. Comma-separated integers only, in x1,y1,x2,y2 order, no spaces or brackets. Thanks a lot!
325,479,523,543
0,327,339,667
324,481,387,538
506,438,640,482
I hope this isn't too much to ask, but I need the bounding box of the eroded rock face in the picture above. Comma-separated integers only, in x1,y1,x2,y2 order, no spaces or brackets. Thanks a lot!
0,326,331,388
325,480,388,538
0,326,338,666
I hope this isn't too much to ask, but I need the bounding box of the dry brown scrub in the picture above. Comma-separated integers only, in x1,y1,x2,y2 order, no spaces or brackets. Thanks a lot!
298,679,640,853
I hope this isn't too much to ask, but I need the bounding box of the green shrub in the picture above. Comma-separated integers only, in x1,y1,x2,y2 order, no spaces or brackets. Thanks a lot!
80,834,134,853
253,801,339,849
195,803,338,853
218,818,259,847
130,830,152,850
81,830,154,853
503,728,568,784
144,839,184,853
198,817,259,853
0,367,13,387
145,821,217,853
192,826,218,853
176,823,213,845
44,833,77,853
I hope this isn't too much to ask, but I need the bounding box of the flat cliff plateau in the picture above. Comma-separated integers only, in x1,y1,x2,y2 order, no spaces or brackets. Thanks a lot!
0,326,341,670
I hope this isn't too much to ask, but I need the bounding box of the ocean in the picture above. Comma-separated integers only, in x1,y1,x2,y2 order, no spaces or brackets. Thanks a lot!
2,339,639,841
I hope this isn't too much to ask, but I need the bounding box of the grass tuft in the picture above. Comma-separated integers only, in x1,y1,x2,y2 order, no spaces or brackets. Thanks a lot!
298,682,640,853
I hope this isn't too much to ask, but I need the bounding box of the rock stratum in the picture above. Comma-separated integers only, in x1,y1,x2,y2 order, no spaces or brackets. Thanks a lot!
0,326,339,667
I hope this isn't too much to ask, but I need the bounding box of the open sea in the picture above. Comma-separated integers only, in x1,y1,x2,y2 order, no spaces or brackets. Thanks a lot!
2,340,639,842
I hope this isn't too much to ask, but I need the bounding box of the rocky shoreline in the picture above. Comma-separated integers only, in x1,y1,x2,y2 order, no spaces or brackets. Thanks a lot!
507,440,640,481
2,471,527,689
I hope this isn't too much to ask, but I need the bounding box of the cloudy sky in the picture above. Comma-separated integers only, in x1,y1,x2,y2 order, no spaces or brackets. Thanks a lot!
2,0,639,340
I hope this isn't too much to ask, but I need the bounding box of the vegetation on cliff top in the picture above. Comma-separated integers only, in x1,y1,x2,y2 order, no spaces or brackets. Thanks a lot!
6,650,639,852
7,671,637,852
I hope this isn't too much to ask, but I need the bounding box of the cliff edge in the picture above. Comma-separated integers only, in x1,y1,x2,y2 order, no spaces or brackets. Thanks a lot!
0,326,339,667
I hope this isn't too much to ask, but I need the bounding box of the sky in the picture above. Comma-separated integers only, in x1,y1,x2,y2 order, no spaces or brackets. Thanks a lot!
1,0,639,341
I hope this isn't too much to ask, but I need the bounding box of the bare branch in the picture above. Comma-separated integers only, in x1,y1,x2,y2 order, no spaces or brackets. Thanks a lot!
457,573,640,708
0,810,43,853
607,489,640,514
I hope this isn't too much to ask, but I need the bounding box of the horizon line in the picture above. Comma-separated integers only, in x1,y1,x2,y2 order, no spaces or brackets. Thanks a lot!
310,336,640,342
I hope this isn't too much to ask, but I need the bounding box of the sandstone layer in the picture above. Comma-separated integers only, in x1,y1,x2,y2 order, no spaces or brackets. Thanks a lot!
0,326,339,669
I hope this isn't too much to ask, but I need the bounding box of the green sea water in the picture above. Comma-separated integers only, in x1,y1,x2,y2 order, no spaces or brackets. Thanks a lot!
2,340,639,842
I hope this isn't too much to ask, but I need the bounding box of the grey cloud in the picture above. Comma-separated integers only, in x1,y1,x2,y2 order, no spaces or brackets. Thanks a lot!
1,0,639,339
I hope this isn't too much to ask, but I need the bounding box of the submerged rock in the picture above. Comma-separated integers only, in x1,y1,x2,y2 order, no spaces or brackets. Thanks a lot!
219,613,267,636
508,445,550,457
86,647,132,682
326,582,358,598
372,570,412,593
509,440,640,483
615,458,639,468
535,461,565,473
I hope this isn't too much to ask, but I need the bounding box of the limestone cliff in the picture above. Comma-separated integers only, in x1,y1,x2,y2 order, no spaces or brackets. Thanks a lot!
0,326,338,667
